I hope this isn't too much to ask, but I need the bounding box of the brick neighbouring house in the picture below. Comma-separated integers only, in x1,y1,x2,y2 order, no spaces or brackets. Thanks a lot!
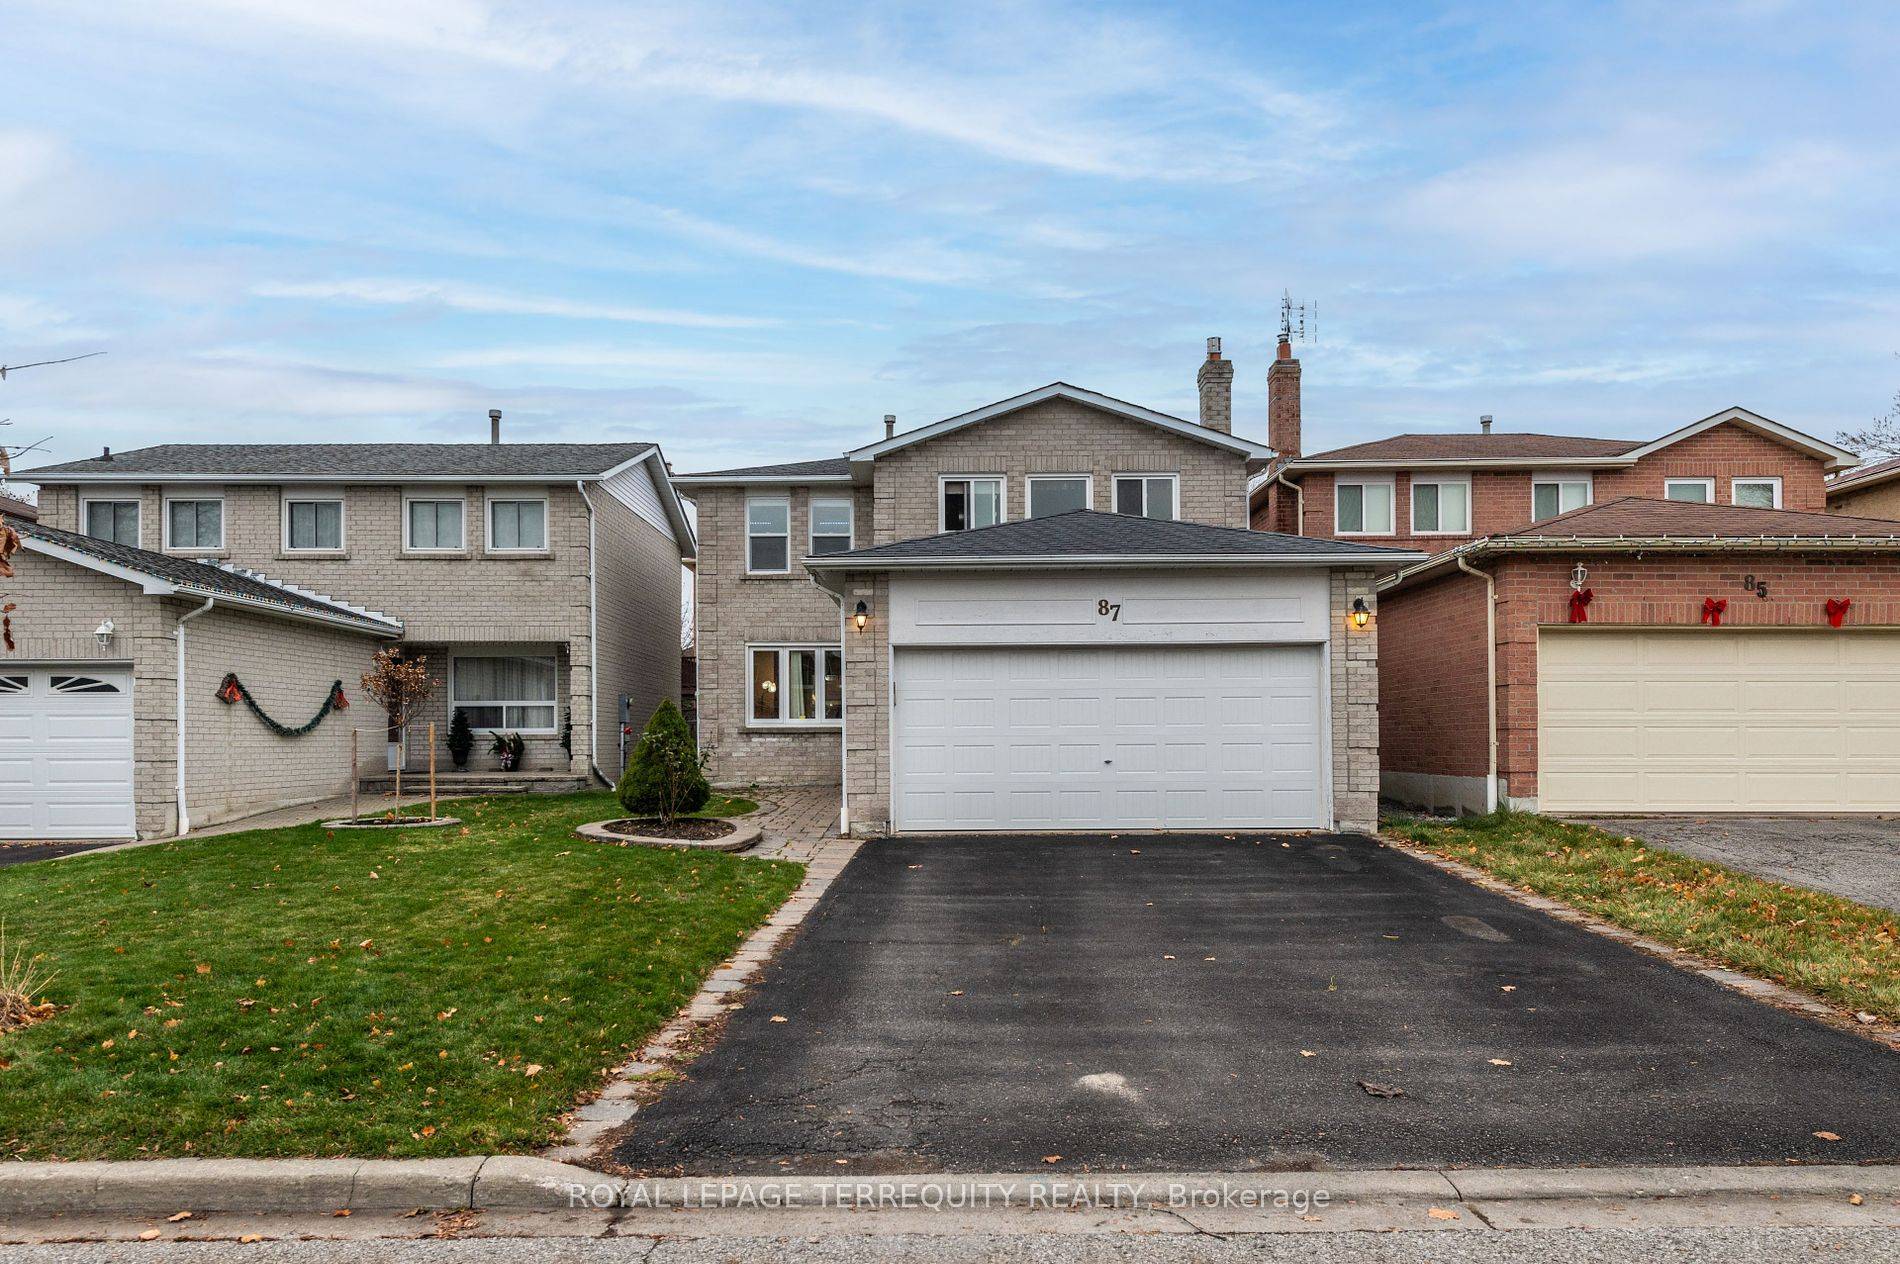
1827,455,1900,520
1376,498,1900,815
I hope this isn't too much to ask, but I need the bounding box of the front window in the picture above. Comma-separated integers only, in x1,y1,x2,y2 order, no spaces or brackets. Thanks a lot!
1335,480,1394,535
941,477,1003,532
452,656,557,732
84,499,140,546
1732,477,1781,508
166,498,224,550
1114,475,1177,520
1410,477,1470,534
488,498,547,551
750,645,843,724
1027,475,1090,518
809,498,853,555
1532,477,1591,522
406,498,465,551
285,498,343,551
747,498,790,572
1665,478,1713,504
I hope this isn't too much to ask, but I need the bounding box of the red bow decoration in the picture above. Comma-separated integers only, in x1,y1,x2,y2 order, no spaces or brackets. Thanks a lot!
1825,598,1852,628
216,674,244,705
1701,597,1728,626
1568,588,1594,624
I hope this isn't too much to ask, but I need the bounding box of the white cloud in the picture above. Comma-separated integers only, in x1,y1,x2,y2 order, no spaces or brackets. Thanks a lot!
251,277,778,329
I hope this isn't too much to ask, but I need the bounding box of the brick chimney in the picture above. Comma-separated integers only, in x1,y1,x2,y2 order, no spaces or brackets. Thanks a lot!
1267,334,1301,460
1197,337,1233,433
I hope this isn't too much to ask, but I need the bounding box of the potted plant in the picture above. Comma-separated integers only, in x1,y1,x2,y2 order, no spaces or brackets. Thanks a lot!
446,708,473,771
490,731,525,771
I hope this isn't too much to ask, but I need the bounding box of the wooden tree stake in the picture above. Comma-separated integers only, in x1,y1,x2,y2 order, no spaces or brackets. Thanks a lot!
350,728,359,823
429,721,437,820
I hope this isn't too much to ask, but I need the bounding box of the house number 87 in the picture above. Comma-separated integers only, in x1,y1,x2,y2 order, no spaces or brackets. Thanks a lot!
1097,599,1122,621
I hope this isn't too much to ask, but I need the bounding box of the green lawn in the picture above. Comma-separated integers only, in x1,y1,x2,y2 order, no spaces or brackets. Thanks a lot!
0,791,802,1160
696,793,758,819
1385,811,1900,1022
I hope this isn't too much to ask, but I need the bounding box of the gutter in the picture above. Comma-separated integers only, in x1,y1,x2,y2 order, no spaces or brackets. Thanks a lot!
1454,557,1499,814
576,480,607,786
1275,469,1305,535
1379,533,1900,594
174,597,216,836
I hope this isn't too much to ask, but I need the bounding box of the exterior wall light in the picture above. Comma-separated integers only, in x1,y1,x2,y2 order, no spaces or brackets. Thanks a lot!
1571,562,1589,592
854,600,870,633
1350,597,1371,630
94,617,116,649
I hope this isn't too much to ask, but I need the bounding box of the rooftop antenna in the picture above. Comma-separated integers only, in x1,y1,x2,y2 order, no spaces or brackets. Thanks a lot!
0,350,105,381
1279,291,1317,347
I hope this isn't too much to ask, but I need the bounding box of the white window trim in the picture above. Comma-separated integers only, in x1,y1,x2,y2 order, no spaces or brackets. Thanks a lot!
1530,471,1593,519
161,493,226,552
1112,472,1181,521
746,643,844,728
937,474,1008,534
449,655,560,735
281,489,346,553
1025,473,1093,518
808,497,855,557
1730,476,1782,508
80,494,142,548
1664,477,1716,503
1333,475,1396,537
746,495,792,574
484,490,550,555
402,492,468,554
1408,472,1472,536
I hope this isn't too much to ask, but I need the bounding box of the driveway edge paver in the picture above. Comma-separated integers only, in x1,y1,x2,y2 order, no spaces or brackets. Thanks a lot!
1381,834,1900,1054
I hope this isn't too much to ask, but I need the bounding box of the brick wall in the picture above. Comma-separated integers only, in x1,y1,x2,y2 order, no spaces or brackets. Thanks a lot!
1329,568,1382,832
1828,478,1900,520
590,492,684,780
1377,568,1490,789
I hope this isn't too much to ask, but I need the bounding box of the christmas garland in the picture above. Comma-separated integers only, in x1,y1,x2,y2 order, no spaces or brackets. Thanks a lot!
215,673,349,737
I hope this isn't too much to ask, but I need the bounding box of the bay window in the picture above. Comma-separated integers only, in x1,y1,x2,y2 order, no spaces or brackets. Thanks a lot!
749,645,843,724
451,655,558,732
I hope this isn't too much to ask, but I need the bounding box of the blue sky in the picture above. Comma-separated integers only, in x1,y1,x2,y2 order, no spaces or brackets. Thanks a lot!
2,0,1896,477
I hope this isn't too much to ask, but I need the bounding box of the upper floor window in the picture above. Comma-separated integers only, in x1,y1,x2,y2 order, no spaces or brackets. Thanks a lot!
1664,478,1714,504
1410,475,1470,535
83,498,140,547
1731,477,1781,508
1334,478,1394,535
809,498,854,556
283,495,344,551
1532,475,1591,522
941,476,1003,532
1027,475,1090,518
1114,474,1177,520
747,498,790,573
487,495,547,552
164,497,224,551
405,497,465,551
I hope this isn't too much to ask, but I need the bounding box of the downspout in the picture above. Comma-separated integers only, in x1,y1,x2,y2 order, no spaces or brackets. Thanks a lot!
1274,470,1305,535
1455,556,1499,813
576,480,606,785
174,597,216,835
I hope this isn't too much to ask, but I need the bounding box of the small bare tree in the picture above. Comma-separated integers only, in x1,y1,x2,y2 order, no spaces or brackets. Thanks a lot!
1839,357,1900,458
360,648,438,807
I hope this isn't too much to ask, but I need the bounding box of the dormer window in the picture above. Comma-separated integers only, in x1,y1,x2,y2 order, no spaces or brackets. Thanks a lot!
941,476,1003,532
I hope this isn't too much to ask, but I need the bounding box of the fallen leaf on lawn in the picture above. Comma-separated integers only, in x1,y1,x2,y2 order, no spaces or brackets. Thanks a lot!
436,1009,457,1022
1850,1193,1865,1205
194,963,212,975
1488,1059,1513,1067
1043,1155,1062,1163
421,1125,436,1137
1358,1080,1404,1098
139,1229,163,1240
770,1015,789,1023
522,1064,543,1077
167,1211,193,1222
1427,1207,1459,1221
369,872,379,879
1814,1131,1842,1141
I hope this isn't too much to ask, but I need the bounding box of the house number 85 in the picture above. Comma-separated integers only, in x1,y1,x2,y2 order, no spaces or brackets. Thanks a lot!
1097,599,1122,621
1743,575,1770,599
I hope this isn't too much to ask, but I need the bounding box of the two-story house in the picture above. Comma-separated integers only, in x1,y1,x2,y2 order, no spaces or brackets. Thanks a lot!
10,431,694,839
675,340,1424,838
1249,338,1900,818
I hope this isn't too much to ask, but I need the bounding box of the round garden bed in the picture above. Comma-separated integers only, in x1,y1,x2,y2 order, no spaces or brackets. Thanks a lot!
320,816,462,830
574,816,761,852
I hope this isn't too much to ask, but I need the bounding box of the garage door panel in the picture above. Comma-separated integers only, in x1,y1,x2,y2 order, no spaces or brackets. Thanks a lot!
1540,630,1900,813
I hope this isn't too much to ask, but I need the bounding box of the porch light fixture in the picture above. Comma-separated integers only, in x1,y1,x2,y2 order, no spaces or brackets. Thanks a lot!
1350,598,1371,630
1571,562,1589,592
853,599,870,633
94,617,116,649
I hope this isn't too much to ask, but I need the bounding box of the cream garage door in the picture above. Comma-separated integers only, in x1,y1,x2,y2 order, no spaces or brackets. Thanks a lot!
1539,629,1900,813
892,644,1326,832
0,666,137,839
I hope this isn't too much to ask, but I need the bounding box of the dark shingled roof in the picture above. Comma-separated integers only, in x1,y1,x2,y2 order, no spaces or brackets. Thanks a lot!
805,509,1422,564
675,457,853,480
1297,433,1644,463
1505,497,1900,539
8,515,401,632
1829,455,1900,493
21,443,654,480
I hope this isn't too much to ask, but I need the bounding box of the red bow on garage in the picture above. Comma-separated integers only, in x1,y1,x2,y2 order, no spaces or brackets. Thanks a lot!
1567,588,1593,624
1701,597,1728,626
1825,597,1852,628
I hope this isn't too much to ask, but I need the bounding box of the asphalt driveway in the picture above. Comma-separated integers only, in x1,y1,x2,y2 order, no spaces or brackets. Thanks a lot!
1582,816,1900,914
612,834,1900,1174
0,841,112,867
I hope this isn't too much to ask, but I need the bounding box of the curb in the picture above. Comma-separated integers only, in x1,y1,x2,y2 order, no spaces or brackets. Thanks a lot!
4,1161,1897,1218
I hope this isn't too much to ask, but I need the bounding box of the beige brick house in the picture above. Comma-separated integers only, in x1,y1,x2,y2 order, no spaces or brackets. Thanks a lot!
15,435,694,838
676,342,1423,836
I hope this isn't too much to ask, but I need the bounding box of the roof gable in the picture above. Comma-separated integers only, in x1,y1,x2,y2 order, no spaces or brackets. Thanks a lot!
21,442,662,482
1624,407,1856,471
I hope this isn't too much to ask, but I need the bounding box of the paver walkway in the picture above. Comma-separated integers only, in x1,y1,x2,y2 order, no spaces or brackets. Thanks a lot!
744,784,840,860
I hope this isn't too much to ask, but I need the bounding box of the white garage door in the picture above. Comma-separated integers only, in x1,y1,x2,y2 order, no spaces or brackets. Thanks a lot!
1539,629,1900,813
0,666,137,839
892,644,1326,832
